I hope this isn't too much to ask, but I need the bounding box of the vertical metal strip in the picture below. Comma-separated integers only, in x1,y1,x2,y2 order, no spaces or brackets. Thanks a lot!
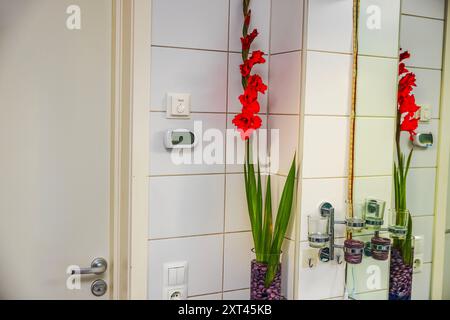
347,0,360,231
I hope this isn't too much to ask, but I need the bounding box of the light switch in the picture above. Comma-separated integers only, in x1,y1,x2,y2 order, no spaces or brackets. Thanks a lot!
176,267,185,284
420,105,432,122
167,93,191,118
168,268,178,286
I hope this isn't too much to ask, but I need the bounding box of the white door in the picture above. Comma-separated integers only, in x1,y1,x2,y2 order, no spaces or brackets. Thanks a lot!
0,0,113,299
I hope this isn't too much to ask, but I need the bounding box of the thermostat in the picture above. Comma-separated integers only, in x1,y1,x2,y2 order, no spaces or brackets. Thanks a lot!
413,132,433,148
164,129,196,149
167,93,191,118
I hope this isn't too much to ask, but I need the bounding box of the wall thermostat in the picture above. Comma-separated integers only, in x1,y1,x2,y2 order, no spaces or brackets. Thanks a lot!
164,129,196,149
167,93,191,118
413,132,433,148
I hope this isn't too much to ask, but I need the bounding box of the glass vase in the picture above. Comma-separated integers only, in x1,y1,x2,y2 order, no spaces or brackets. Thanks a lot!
389,237,414,301
250,251,283,300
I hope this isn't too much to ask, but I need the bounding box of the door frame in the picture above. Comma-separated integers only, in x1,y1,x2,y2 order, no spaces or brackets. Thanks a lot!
111,0,150,300
431,0,450,300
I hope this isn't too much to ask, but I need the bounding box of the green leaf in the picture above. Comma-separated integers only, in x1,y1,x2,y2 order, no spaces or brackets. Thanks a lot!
261,175,273,261
265,156,296,286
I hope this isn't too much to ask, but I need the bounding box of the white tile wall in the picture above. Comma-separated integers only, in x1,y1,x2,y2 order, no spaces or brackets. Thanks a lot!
412,216,434,263
270,0,304,54
307,0,353,53
152,0,229,51
148,235,223,299
412,263,432,300
409,67,442,119
297,242,346,300
189,293,223,300
402,0,446,20
268,115,299,176
356,56,398,117
229,0,271,53
223,289,250,300
400,16,444,69
444,235,450,299
406,168,437,216
354,117,396,177
151,47,228,112
149,113,226,175
305,51,352,116
223,232,254,291
149,175,225,239
358,0,401,58
302,116,350,178
268,52,302,115
225,174,251,233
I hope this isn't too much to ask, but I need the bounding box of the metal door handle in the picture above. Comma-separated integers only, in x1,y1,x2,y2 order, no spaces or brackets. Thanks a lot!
72,258,107,275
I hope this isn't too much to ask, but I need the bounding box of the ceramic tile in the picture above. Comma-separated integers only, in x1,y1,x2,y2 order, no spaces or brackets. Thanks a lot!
149,175,225,239
356,56,397,117
302,116,350,178
223,232,254,291
189,293,223,300
151,47,228,112
412,216,434,263
406,168,436,217
148,235,223,299
402,0,446,20
307,0,353,53
225,174,251,233
268,52,302,115
297,242,346,300
268,115,299,176
400,15,444,69
151,0,229,50
354,117,395,177
305,51,352,116
223,289,250,300
270,0,304,54
358,0,401,58
412,263,431,300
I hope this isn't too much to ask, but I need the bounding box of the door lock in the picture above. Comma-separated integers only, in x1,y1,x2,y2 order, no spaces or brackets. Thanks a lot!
91,279,108,297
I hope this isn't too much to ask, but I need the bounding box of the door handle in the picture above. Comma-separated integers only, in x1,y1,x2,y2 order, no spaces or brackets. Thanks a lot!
72,258,107,275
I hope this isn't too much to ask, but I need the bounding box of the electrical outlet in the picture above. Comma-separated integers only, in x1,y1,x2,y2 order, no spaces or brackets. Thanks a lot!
302,248,318,268
166,287,187,300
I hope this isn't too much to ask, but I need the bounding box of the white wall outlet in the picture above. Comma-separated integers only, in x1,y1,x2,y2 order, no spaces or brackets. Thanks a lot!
163,262,188,300
302,248,318,268
167,93,191,118
165,286,187,300
420,105,432,122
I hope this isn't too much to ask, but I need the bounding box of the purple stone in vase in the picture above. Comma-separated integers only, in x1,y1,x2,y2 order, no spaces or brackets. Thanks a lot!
250,260,283,300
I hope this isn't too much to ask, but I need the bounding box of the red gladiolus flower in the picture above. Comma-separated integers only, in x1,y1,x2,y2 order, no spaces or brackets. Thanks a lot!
247,74,268,94
244,10,251,28
250,50,266,65
399,63,408,76
232,112,262,140
400,114,419,141
400,51,411,62
240,51,266,78
398,73,416,99
241,29,258,51
399,94,420,116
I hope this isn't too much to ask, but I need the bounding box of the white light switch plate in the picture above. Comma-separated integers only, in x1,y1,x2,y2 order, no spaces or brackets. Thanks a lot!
167,93,191,118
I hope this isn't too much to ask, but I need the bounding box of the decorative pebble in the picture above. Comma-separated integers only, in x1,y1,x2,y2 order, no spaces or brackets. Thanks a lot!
250,260,284,300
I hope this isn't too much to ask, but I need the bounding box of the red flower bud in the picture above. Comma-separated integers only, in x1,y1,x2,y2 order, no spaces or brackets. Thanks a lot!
232,112,262,140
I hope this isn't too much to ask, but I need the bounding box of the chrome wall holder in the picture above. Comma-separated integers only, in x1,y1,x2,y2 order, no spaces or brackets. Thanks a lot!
316,202,346,263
